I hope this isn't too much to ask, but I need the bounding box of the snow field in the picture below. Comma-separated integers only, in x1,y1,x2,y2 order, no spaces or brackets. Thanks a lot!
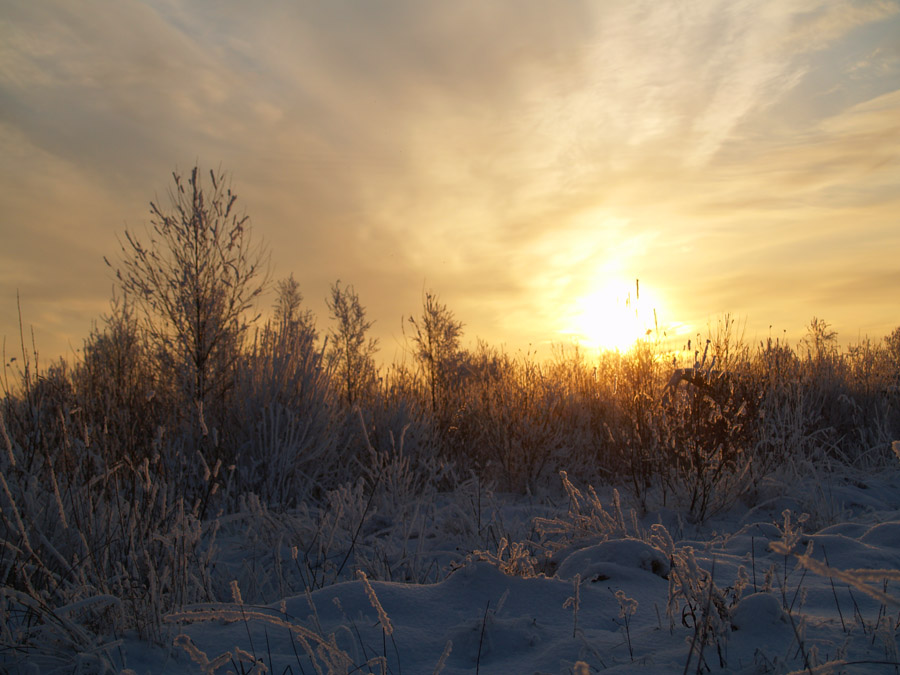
106,468,900,674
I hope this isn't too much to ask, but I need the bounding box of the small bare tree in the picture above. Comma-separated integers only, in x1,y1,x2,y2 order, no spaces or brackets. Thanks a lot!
108,166,269,420
326,280,378,406
803,316,838,363
407,291,464,416
274,274,317,347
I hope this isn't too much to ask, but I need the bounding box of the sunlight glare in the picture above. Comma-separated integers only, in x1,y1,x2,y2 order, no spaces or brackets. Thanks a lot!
563,279,661,352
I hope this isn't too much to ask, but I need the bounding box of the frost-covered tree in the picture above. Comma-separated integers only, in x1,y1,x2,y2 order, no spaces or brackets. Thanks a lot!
108,166,269,417
802,316,838,363
326,280,378,405
407,291,464,415
273,274,317,347
274,274,303,328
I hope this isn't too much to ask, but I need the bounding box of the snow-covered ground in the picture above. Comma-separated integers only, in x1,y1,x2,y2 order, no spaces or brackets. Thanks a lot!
87,460,900,675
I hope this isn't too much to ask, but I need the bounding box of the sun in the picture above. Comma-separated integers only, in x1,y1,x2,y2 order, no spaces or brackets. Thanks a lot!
562,279,661,352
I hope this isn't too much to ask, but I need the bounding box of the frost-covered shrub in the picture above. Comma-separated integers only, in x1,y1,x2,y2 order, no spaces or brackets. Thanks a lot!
72,292,161,463
534,471,629,548
658,363,761,523
0,405,225,670
228,320,342,506
431,345,606,493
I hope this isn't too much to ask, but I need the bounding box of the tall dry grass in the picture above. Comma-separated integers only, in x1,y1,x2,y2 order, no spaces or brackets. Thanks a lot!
1,303,899,669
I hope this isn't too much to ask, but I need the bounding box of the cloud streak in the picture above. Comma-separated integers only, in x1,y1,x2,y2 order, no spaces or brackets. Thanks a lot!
1,0,898,359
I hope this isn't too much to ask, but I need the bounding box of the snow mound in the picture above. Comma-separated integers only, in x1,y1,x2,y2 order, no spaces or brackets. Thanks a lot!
730,592,787,631
555,538,670,582
859,520,900,549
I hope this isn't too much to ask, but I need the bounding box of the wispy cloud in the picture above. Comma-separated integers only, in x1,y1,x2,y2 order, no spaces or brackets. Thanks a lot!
1,0,898,357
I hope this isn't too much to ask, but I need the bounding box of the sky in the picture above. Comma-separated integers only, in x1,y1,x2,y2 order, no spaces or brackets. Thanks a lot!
1,0,899,366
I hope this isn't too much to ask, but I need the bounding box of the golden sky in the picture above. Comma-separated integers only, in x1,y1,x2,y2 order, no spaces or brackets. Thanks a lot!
2,1,899,363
